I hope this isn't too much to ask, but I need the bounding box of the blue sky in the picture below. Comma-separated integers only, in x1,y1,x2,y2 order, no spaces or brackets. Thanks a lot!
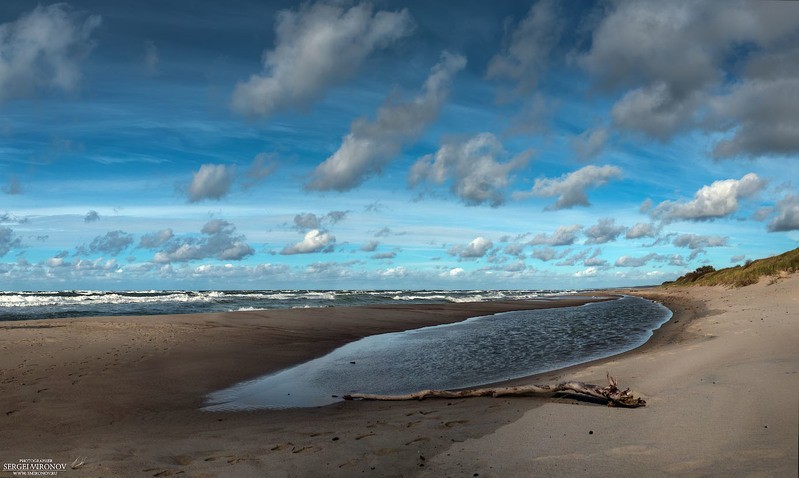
1,0,799,291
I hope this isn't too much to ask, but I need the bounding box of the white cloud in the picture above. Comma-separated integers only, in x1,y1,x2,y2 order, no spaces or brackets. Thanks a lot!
768,194,799,232
574,267,599,278
78,230,134,256
672,233,728,260
445,267,465,278
280,229,335,255
0,226,22,257
581,0,799,148
409,132,531,206
503,242,526,258
651,173,766,223
306,51,466,191
153,220,254,263
708,78,799,159
614,253,664,268
672,233,728,250
531,247,564,262
625,222,658,239
529,224,582,246
611,83,702,140
449,236,493,259
231,2,413,117
188,164,235,202
584,218,626,244
0,4,101,102
371,251,396,260
292,211,349,231
518,165,621,210
138,229,174,249
84,210,100,222
360,240,379,252
584,249,609,267
381,266,409,278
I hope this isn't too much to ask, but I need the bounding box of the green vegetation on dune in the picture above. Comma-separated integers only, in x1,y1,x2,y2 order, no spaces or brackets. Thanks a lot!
664,247,799,287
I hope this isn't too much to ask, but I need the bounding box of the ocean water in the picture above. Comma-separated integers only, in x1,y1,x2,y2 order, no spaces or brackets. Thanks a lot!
204,295,671,411
0,289,575,321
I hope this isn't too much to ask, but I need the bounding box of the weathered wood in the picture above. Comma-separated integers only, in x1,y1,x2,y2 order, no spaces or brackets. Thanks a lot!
343,373,646,408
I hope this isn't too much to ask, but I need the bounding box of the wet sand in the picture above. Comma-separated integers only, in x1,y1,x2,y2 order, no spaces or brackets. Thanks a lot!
1,280,797,477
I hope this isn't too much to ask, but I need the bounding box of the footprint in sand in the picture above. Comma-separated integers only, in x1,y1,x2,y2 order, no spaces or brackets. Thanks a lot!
443,420,468,428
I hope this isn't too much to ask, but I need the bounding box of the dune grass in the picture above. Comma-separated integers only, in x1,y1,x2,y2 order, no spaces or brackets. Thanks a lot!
665,247,799,287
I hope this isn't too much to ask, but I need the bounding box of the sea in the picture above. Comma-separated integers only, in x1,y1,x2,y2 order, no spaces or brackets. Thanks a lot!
0,289,577,322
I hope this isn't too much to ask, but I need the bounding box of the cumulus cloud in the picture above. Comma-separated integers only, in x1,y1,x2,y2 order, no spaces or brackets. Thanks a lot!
614,253,665,268
625,222,658,239
0,226,22,256
574,267,599,278
503,242,526,259
581,0,799,150
611,83,702,140
768,194,799,232
650,173,766,223
280,229,335,255
153,220,254,263
231,2,413,117
0,213,27,224
449,237,493,259
556,248,588,266
0,4,101,103
531,247,565,262
409,132,531,207
570,126,609,162
517,165,621,210
291,211,349,232
708,78,799,159
78,230,134,256
371,251,396,260
138,229,174,249
293,213,322,231
486,0,561,93
188,164,235,202
584,218,626,244
672,233,728,250
84,210,100,222
306,51,466,191
444,267,465,278
672,233,728,260
360,240,379,252
529,224,582,246
584,248,609,267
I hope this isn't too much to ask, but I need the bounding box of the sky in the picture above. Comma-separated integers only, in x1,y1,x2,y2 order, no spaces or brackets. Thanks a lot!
1,0,799,291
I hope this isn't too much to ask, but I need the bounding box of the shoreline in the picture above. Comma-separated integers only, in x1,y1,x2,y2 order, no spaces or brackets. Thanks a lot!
1,282,797,477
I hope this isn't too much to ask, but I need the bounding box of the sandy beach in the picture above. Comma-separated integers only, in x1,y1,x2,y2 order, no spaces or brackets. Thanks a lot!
1,279,797,477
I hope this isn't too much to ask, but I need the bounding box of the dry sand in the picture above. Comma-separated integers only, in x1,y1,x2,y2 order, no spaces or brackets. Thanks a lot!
0,279,797,477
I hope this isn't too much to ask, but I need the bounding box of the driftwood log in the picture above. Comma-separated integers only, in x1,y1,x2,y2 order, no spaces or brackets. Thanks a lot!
343,373,645,408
